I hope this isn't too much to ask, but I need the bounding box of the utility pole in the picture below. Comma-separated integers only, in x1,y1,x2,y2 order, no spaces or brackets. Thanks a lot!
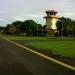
36,20,38,40
61,17,65,39
42,27,43,37
61,18,64,38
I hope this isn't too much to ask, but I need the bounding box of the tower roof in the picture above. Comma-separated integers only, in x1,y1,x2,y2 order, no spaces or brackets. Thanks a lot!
46,10,58,14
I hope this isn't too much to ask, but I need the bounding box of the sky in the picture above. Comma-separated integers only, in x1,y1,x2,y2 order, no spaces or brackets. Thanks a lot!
0,0,75,26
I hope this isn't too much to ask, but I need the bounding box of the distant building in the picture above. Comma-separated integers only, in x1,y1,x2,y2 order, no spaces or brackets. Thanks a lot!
44,10,58,33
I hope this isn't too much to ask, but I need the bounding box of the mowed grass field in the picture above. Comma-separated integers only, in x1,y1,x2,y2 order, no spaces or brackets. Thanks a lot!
1,34,75,58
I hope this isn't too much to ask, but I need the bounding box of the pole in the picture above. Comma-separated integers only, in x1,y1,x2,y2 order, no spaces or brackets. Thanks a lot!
61,17,65,39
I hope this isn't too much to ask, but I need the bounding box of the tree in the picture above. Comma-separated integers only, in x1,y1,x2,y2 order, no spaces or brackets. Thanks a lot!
12,21,23,33
23,20,42,36
9,25,16,34
0,26,4,33
57,17,73,36
65,18,73,36
3,20,42,36
3,24,12,34
56,17,66,36
72,21,75,37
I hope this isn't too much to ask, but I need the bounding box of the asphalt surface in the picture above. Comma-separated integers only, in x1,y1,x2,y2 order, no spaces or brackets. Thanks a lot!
0,38,75,75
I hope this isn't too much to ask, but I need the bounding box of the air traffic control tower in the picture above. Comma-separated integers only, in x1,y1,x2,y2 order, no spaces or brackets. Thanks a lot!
44,10,58,33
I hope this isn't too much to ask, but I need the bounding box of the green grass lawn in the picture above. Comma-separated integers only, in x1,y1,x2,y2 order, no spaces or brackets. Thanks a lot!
1,34,75,58
24,40,75,57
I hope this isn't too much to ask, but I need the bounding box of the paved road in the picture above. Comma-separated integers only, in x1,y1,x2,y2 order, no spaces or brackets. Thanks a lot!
0,38,75,75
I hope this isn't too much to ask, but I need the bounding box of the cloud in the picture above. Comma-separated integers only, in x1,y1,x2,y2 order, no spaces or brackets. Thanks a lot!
0,0,75,26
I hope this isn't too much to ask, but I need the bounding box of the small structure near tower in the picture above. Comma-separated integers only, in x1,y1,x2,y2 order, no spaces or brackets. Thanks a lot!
44,10,58,36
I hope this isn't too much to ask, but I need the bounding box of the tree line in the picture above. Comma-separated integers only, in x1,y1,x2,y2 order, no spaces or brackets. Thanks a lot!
57,17,75,37
1,20,43,36
0,17,75,37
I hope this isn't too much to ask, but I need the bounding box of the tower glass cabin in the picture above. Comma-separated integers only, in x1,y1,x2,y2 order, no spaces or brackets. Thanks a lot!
44,10,58,32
